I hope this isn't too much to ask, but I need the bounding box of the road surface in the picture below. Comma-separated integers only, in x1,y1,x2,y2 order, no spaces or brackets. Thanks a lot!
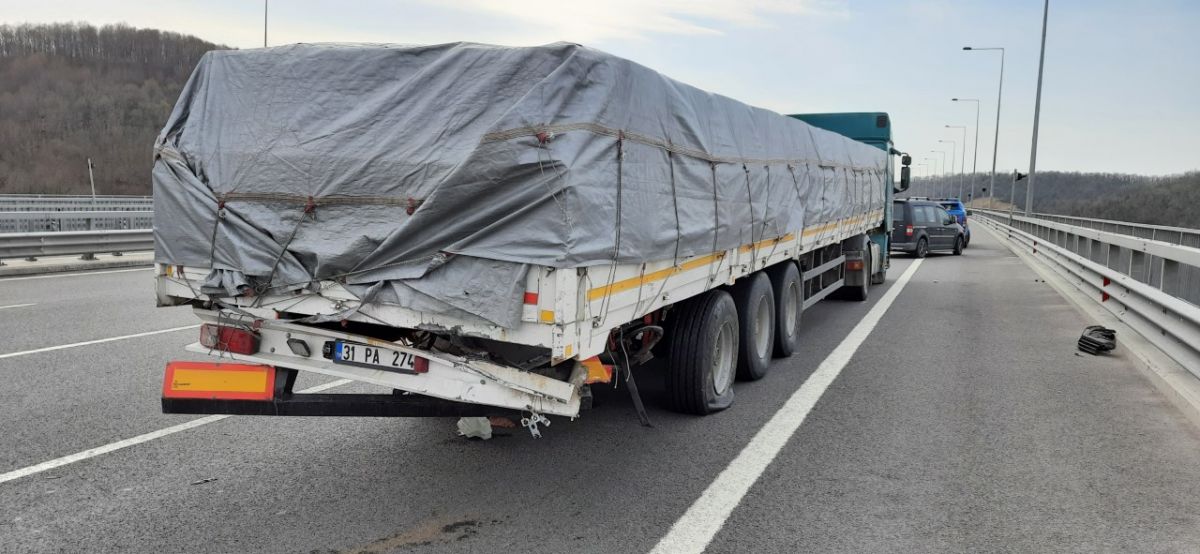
2,228,1199,553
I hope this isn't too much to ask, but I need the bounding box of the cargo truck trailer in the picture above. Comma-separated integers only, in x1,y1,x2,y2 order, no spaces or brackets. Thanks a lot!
153,42,911,437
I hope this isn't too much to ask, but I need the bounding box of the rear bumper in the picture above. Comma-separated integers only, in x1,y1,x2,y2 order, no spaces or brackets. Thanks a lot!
163,390,520,418
890,240,917,253
168,308,584,418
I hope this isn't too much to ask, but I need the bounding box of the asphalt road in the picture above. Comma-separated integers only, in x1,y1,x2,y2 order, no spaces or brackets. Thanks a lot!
2,229,1199,553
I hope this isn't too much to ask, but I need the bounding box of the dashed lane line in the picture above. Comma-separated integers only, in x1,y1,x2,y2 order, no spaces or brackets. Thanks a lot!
0,267,153,282
0,325,200,360
0,378,353,484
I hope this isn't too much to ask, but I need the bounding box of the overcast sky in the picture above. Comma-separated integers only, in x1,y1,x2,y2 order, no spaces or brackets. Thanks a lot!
5,0,1198,176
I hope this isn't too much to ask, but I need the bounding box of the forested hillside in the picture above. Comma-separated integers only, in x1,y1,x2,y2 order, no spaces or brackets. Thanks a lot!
0,23,225,195
904,170,1200,228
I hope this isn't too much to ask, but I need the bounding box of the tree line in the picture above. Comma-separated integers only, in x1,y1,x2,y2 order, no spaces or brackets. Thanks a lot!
2,23,1196,229
0,22,225,195
902,170,1200,228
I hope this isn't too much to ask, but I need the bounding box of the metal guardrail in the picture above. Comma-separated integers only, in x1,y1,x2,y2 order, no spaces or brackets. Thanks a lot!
0,230,154,262
0,194,153,212
1023,211,1200,249
0,211,153,233
976,209,1200,376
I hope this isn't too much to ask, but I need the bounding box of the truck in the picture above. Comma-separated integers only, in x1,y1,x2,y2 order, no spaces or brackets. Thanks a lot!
153,42,911,437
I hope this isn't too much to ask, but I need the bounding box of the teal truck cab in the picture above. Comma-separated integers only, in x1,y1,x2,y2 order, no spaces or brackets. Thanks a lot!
789,112,911,278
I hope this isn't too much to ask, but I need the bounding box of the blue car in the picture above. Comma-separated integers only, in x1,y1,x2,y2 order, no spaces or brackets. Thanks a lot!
937,199,970,247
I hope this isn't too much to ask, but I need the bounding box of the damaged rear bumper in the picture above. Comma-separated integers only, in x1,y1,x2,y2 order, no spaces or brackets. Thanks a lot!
166,309,583,418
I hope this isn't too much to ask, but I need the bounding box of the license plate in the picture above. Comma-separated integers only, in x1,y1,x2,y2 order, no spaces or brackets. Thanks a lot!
332,340,422,375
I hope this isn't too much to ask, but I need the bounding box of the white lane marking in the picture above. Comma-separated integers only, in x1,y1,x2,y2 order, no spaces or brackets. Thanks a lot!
0,325,200,360
649,258,925,554
0,267,152,282
0,303,37,310
0,378,354,484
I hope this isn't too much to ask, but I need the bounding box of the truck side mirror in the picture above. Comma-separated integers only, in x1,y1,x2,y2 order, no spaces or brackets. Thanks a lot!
896,165,911,193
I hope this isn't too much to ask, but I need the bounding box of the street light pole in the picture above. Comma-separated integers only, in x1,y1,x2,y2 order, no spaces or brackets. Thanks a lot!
953,98,982,205
915,163,928,197
923,158,937,197
87,157,96,206
963,46,1005,206
264,0,269,47
1026,0,1050,216
937,141,956,199
931,150,947,198
945,125,967,200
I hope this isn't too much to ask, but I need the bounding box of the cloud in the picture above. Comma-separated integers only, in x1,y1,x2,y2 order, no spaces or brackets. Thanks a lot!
429,0,846,43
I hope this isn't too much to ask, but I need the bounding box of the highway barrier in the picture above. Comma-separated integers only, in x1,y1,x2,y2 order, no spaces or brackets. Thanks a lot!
0,210,153,233
0,229,154,263
0,194,153,212
976,209,1200,377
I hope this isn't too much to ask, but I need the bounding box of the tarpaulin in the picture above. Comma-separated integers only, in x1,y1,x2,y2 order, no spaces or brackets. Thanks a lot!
153,42,887,328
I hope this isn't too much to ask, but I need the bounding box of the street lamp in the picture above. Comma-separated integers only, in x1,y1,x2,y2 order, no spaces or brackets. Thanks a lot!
952,98,982,205
1026,0,1050,216
963,46,1005,205
922,157,937,197
945,125,967,200
930,150,947,198
937,141,956,199
914,163,928,197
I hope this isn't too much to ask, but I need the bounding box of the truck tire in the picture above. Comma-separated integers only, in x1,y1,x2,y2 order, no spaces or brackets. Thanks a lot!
766,261,802,358
667,289,738,415
731,272,775,381
843,247,870,301
870,260,887,285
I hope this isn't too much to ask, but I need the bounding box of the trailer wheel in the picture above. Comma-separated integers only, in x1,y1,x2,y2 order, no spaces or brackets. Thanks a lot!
766,261,802,358
666,289,738,415
731,271,775,381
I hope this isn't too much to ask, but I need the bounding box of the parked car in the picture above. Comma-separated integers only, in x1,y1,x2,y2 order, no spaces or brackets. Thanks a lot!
891,199,965,257
937,199,971,246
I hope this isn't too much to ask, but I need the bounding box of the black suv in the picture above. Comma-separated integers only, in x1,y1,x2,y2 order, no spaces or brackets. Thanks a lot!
891,199,965,257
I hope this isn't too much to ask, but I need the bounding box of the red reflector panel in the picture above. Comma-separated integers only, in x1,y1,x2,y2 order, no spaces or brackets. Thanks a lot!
413,356,429,373
199,324,260,355
163,361,275,400
523,292,539,305
846,260,864,271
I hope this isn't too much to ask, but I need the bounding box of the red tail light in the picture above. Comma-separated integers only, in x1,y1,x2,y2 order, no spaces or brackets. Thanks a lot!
905,225,914,237
199,324,260,355
413,356,429,373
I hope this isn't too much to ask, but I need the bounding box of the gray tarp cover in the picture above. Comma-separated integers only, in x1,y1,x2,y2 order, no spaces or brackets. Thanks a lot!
153,42,887,329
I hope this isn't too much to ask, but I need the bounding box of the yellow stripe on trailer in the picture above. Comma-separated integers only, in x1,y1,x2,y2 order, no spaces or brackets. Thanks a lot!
587,252,724,302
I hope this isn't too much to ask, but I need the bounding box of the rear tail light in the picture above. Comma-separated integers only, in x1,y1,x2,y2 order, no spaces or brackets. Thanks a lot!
846,259,864,271
199,324,260,355
413,356,429,373
905,225,914,237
